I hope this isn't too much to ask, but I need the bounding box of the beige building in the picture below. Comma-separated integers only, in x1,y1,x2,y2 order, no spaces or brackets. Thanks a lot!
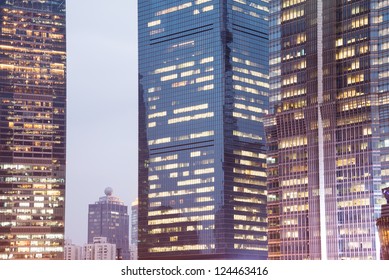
83,237,116,260
64,240,83,260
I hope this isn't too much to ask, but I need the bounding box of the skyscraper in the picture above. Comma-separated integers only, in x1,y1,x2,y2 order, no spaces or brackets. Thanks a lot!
138,0,269,260
88,188,130,260
0,0,66,260
266,0,386,260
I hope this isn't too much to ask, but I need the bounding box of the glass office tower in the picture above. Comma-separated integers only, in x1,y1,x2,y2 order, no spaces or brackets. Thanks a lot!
130,198,138,259
131,198,138,247
266,0,385,260
379,0,389,216
0,0,66,260
378,0,389,260
138,0,269,259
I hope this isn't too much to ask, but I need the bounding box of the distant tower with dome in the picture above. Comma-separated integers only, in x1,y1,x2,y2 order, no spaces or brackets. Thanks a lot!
87,188,130,260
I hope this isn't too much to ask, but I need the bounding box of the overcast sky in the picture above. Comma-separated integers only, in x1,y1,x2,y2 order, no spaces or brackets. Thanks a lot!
65,0,138,245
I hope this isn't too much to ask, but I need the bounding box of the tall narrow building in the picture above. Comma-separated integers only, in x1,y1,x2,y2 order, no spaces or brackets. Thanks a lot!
0,0,66,260
130,198,138,260
138,0,269,260
266,0,385,260
88,188,130,260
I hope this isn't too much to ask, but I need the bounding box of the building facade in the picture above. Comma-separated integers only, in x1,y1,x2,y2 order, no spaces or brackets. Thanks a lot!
377,188,389,260
266,0,386,260
130,198,138,259
88,188,130,260
83,237,116,260
0,0,66,260
64,239,83,260
138,0,269,259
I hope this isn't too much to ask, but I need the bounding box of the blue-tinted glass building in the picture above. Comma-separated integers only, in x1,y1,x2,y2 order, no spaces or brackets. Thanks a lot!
138,0,269,259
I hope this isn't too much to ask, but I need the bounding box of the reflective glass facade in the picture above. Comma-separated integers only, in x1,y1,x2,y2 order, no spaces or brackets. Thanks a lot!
267,0,385,260
379,0,389,206
88,190,130,260
131,198,138,246
138,0,269,259
0,0,66,259
378,0,389,261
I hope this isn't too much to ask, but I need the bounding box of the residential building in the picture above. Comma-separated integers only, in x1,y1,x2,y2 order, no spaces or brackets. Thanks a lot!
0,0,66,260
64,239,83,260
266,0,385,260
138,0,269,259
88,188,130,260
83,237,116,260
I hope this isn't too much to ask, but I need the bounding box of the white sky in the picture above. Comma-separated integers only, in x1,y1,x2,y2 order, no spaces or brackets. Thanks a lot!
65,0,138,245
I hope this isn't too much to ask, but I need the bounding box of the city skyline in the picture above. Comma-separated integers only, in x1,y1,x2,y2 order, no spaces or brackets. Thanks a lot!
1,0,389,260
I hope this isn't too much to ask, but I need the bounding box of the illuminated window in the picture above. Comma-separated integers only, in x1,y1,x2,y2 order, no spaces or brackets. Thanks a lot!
199,57,214,64
282,7,304,22
148,20,161,27
161,74,177,81
155,2,192,16
195,0,212,4
168,112,214,124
